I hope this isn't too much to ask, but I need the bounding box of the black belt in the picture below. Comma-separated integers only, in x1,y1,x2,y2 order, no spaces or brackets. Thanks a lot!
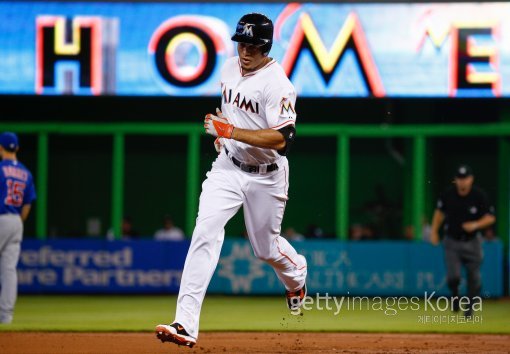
224,147,278,174
447,234,475,242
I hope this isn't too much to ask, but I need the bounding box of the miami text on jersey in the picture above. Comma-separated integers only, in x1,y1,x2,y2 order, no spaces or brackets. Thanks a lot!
222,84,260,114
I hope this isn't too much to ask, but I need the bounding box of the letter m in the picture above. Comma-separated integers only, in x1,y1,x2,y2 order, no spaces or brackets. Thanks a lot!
281,12,384,97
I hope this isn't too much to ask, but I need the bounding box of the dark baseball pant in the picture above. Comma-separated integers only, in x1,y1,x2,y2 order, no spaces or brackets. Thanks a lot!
443,235,483,300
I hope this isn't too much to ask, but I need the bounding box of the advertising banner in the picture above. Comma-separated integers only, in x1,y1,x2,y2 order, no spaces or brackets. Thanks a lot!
18,239,504,297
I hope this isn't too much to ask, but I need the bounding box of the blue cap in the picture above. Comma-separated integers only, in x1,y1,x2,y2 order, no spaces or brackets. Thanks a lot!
0,132,19,152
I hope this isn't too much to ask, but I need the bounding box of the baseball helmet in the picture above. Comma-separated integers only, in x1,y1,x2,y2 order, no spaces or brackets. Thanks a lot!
231,13,273,55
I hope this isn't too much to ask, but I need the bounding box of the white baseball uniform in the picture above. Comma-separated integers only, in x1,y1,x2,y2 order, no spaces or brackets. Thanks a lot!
174,57,307,339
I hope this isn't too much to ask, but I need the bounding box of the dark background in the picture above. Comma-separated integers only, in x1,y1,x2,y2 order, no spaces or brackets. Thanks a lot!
4,95,507,239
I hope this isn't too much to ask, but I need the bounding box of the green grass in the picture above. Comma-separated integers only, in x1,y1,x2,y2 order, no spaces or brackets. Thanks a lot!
1,295,509,333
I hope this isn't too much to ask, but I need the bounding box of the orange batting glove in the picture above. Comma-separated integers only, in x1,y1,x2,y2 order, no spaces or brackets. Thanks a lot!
204,108,234,139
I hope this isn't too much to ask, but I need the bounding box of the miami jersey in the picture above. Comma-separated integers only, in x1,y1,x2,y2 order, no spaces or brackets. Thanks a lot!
220,56,297,165
0,160,36,215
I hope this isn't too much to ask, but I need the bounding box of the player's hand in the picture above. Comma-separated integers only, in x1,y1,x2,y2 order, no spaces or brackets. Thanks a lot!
430,230,440,246
214,137,224,153
204,108,234,139
462,221,479,233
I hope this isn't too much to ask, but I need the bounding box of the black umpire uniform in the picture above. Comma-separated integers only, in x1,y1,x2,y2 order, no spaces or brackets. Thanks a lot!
430,165,496,316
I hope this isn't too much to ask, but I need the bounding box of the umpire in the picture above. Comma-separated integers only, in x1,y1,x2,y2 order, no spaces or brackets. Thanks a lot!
430,164,495,317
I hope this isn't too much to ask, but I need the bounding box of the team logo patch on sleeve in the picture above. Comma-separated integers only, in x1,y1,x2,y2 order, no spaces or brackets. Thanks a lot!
280,97,295,115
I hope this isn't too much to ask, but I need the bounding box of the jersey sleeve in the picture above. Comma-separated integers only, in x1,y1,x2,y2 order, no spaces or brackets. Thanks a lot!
23,173,36,205
264,85,297,130
478,189,495,215
436,193,446,212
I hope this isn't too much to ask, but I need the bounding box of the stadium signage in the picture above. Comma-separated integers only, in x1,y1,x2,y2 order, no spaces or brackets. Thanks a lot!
0,2,509,97
17,239,503,296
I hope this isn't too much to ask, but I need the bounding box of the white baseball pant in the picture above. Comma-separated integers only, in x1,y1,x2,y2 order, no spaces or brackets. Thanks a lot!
174,151,307,339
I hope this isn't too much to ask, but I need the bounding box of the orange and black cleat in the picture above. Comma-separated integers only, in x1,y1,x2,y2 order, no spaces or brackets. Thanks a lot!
155,323,196,348
286,283,307,312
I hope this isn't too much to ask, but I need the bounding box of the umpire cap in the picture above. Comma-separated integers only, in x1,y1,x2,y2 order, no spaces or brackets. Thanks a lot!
455,164,473,179
0,132,19,152
231,13,273,55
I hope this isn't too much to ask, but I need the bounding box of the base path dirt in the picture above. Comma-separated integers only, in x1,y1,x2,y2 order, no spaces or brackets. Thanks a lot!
0,332,509,353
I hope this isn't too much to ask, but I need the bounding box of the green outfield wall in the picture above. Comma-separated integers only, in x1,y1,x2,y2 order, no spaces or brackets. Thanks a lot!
0,122,507,250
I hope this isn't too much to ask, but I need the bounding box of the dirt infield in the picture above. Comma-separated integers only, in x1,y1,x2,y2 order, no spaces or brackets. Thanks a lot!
1,332,509,354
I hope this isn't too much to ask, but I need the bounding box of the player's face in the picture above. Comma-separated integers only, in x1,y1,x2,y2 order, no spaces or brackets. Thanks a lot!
455,175,474,196
237,42,266,72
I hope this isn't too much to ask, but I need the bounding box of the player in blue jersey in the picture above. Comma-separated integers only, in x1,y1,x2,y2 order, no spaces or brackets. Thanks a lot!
0,132,36,324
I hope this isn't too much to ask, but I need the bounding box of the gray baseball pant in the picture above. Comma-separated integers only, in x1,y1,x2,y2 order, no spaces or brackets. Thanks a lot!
443,235,483,299
0,214,23,324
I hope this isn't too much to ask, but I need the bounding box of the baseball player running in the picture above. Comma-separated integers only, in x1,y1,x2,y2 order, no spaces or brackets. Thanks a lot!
0,132,36,324
156,13,307,347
